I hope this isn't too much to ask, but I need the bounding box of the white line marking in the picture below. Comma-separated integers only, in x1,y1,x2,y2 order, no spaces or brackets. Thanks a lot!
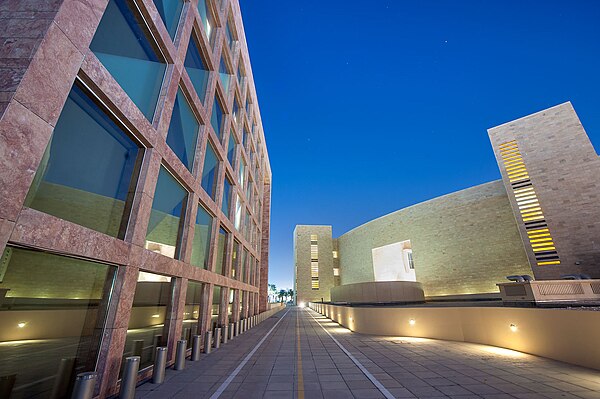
305,308,396,399
209,308,291,399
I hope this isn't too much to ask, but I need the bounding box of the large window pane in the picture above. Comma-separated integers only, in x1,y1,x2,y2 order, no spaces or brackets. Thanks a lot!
123,272,172,373
166,88,200,171
231,240,240,280
211,95,224,140
154,0,183,39
219,56,231,93
145,167,187,258
190,204,213,269
227,289,234,324
234,194,242,231
215,227,228,275
183,281,203,349
226,131,236,167
201,142,218,200
0,246,115,399
90,0,167,121
241,247,248,283
211,285,221,330
197,0,215,45
25,82,141,238
184,33,210,104
222,177,232,218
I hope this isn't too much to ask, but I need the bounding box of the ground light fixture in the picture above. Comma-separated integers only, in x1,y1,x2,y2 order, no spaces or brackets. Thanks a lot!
510,323,518,332
408,319,416,326
17,322,26,328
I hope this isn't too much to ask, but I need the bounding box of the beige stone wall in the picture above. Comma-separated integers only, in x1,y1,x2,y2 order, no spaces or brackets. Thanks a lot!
337,181,532,297
488,102,600,279
294,225,335,303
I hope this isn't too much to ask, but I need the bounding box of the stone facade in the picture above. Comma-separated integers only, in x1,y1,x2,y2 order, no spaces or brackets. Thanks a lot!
294,225,336,303
0,0,270,396
488,102,600,280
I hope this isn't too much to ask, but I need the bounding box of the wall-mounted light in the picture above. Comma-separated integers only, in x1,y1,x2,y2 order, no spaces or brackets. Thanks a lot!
409,319,416,326
510,323,518,332
152,314,160,318
17,322,27,328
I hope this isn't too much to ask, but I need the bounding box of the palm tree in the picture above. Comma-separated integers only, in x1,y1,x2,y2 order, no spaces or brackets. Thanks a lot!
268,284,277,302
287,288,294,303
278,289,287,303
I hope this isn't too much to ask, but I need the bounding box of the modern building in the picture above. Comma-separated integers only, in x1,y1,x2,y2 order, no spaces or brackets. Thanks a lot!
0,0,270,397
295,102,600,303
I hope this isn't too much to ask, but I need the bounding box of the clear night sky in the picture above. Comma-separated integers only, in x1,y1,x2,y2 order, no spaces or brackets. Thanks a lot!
239,1,600,291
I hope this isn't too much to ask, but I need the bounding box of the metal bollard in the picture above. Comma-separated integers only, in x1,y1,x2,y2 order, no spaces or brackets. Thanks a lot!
214,328,221,349
50,357,75,399
235,321,240,336
152,347,167,384
191,335,202,361
174,340,186,370
204,331,212,354
119,356,140,399
229,323,235,340
71,372,96,399
223,325,228,344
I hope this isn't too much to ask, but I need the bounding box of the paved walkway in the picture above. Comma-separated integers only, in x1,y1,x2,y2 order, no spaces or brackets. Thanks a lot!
135,306,600,399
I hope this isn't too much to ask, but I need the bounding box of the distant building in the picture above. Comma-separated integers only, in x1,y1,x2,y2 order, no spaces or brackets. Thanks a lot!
295,103,600,303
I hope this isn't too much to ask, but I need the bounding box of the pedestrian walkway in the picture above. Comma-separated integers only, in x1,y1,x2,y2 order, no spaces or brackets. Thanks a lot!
136,307,600,399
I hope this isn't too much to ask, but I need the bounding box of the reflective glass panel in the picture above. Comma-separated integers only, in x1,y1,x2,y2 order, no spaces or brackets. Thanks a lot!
25,82,141,238
241,247,248,283
215,227,228,275
222,177,232,218
166,89,200,171
227,289,234,323
232,97,239,124
197,0,215,45
219,57,231,93
0,246,115,399
90,0,167,121
238,291,244,319
234,194,242,231
145,167,187,258
237,60,244,84
238,160,245,190
184,34,210,104
231,240,240,280
201,142,218,200
191,204,213,269
123,272,172,373
182,281,203,348
211,285,221,330
153,0,184,39
225,22,234,51
211,96,224,140
226,131,236,167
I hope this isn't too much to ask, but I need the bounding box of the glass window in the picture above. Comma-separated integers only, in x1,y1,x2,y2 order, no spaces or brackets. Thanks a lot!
90,0,167,121
225,21,234,52
211,95,224,139
232,97,240,124
0,246,115,399
243,125,249,149
24,82,141,238
244,211,250,241
197,0,215,45
201,141,218,200
237,59,244,85
166,88,200,171
227,289,234,324
222,177,232,218
231,240,240,279
241,247,248,283
190,204,213,269
215,227,228,275
238,291,244,319
153,0,184,39
183,281,203,348
145,167,187,258
238,159,246,190
123,271,172,373
219,56,231,93
226,131,236,167
211,285,221,330
234,194,242,231
184,33,210,104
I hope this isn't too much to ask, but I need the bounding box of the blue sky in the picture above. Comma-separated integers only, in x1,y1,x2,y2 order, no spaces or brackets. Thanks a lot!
239,0,600,290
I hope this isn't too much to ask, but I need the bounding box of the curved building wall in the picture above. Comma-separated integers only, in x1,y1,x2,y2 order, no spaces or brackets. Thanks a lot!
337,180,532,297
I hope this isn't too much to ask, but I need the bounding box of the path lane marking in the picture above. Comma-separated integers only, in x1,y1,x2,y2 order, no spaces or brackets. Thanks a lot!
304,308,395,399
296,310,304,399
209,308,291,399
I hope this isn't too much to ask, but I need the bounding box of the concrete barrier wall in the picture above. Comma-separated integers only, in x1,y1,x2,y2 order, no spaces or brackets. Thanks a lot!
309,303,600,371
